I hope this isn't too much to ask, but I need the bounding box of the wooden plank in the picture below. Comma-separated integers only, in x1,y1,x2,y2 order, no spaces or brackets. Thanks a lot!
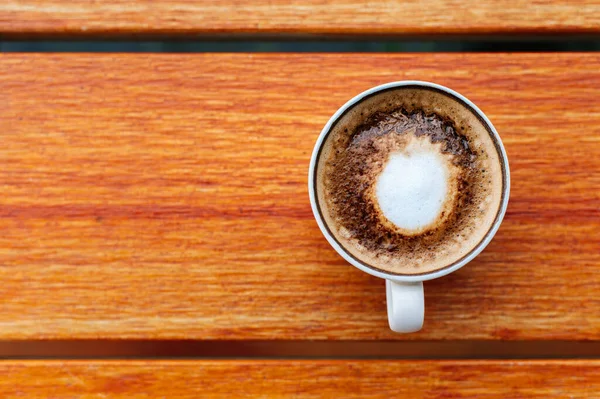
1,54,599,340
2,360,600,397
1,1,600,36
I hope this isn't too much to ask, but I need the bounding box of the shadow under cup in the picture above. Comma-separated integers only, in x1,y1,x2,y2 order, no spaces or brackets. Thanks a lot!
309,82,510,282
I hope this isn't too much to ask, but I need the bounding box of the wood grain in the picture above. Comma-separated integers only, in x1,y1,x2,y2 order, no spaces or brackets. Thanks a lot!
1,54,599,340
2,360,600,397
2,0,600,36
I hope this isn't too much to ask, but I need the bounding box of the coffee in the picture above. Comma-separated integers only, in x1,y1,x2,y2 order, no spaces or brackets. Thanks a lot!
314,86,505,275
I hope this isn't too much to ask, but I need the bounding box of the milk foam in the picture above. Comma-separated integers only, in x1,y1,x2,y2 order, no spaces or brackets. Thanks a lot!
375,139,451,234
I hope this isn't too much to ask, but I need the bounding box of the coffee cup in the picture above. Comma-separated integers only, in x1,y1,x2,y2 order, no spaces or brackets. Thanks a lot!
308,81,510,332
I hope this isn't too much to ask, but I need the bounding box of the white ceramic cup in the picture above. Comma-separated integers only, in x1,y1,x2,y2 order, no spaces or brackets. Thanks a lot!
308,81,510,333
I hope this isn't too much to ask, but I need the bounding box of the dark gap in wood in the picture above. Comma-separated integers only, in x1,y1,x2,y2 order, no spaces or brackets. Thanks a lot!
2,37,600,52
0,341,599,359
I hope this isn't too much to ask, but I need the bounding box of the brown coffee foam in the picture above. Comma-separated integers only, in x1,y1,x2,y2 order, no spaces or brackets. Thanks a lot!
315,86,504,275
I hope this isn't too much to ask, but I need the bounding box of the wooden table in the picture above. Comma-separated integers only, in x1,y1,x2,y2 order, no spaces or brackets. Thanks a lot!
1,4,600,398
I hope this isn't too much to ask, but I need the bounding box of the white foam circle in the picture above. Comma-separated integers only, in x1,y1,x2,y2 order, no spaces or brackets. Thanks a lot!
375,150,448,233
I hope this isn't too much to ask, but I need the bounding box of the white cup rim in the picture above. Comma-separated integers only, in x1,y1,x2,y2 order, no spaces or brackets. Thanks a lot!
308,80,510,282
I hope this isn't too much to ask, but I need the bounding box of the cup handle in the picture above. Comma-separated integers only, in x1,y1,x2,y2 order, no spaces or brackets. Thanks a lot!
386,280,424,333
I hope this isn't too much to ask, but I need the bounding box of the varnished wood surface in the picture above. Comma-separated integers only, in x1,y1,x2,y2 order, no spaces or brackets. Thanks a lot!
1,54,599,340
1,0,600,36
2,360,600,397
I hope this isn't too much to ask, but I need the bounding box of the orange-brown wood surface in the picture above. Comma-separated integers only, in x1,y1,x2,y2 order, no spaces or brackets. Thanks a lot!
2,360,600,397
2,1,600,36
1,54,599,340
